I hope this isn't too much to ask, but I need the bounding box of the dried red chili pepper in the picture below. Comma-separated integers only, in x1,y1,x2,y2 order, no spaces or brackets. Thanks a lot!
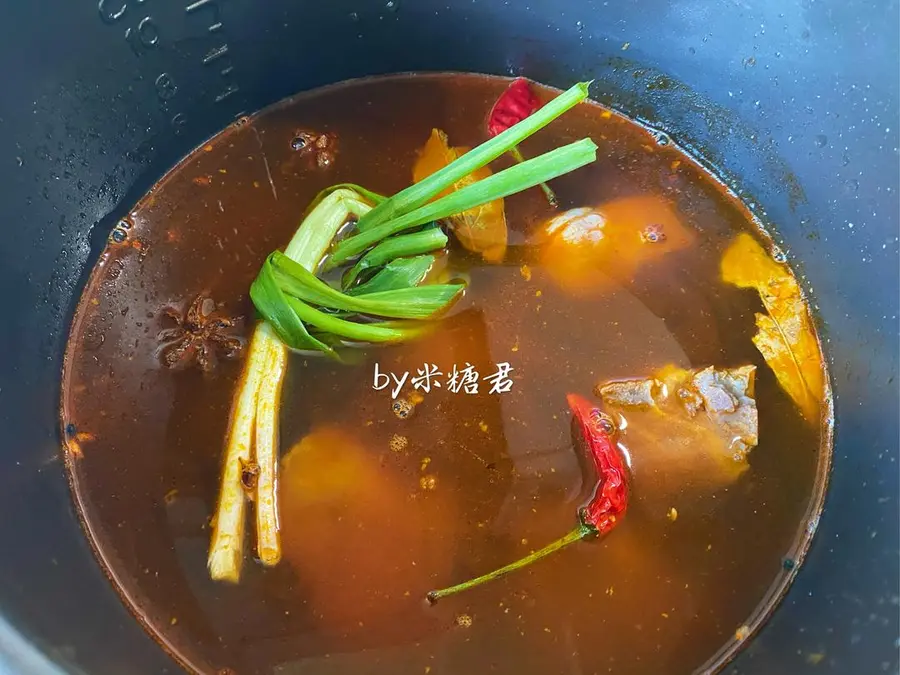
568,393,629,534
427,393,629,603
487,78,559,207
488,78,542,137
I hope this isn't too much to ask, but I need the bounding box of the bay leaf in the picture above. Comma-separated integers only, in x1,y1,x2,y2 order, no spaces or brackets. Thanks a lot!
413,128,508,262
721,233,824,421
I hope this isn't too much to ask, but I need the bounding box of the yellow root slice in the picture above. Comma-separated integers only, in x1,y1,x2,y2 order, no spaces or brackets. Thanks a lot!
255,340,288,566
207,324,279,582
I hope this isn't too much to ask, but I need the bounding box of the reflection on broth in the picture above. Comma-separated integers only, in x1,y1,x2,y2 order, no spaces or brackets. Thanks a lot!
61,74,830,675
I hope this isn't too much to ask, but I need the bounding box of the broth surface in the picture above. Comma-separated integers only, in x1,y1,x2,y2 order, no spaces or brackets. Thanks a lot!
61,74,830,675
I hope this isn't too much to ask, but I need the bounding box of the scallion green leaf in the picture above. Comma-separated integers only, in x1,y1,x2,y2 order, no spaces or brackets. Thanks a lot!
356,81,592,231
330,138,598,265
347,255,436,295
342,227,448,288
269,251,463,319
285,296,428,343
249,259,335,355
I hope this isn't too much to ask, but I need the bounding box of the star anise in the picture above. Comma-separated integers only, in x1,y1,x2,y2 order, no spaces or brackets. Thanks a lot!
157,295,245,372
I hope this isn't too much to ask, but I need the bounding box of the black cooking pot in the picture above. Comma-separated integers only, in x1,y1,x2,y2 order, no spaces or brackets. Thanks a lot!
0,1,896,673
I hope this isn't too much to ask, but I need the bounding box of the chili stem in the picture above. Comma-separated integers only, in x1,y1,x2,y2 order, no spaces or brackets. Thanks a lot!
427,522,594,603
509,145,558,207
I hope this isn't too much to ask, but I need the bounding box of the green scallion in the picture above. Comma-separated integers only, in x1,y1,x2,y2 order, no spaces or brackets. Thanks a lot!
329,138,598,265
347,255,437,295
285,296,428,343
342,227,448,288
355,81,592,231
268,251,463,319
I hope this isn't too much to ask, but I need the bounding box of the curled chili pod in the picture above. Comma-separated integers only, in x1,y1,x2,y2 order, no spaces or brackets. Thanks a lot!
427,393,629,603
487,78,559,207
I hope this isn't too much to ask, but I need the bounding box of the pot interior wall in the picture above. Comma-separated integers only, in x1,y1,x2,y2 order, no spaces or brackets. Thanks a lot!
0,1,896,674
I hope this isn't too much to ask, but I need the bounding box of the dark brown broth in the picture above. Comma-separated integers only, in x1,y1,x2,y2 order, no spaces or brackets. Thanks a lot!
61,74,830,675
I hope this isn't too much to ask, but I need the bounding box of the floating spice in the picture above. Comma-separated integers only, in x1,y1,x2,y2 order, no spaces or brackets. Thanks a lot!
287,129,337,170
392,398,415,419
721,233,824,421
389,434,408,453
239,458,260,495
427,393,628,602
455,613,473,628
157,295,244,372
640,223,667,244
